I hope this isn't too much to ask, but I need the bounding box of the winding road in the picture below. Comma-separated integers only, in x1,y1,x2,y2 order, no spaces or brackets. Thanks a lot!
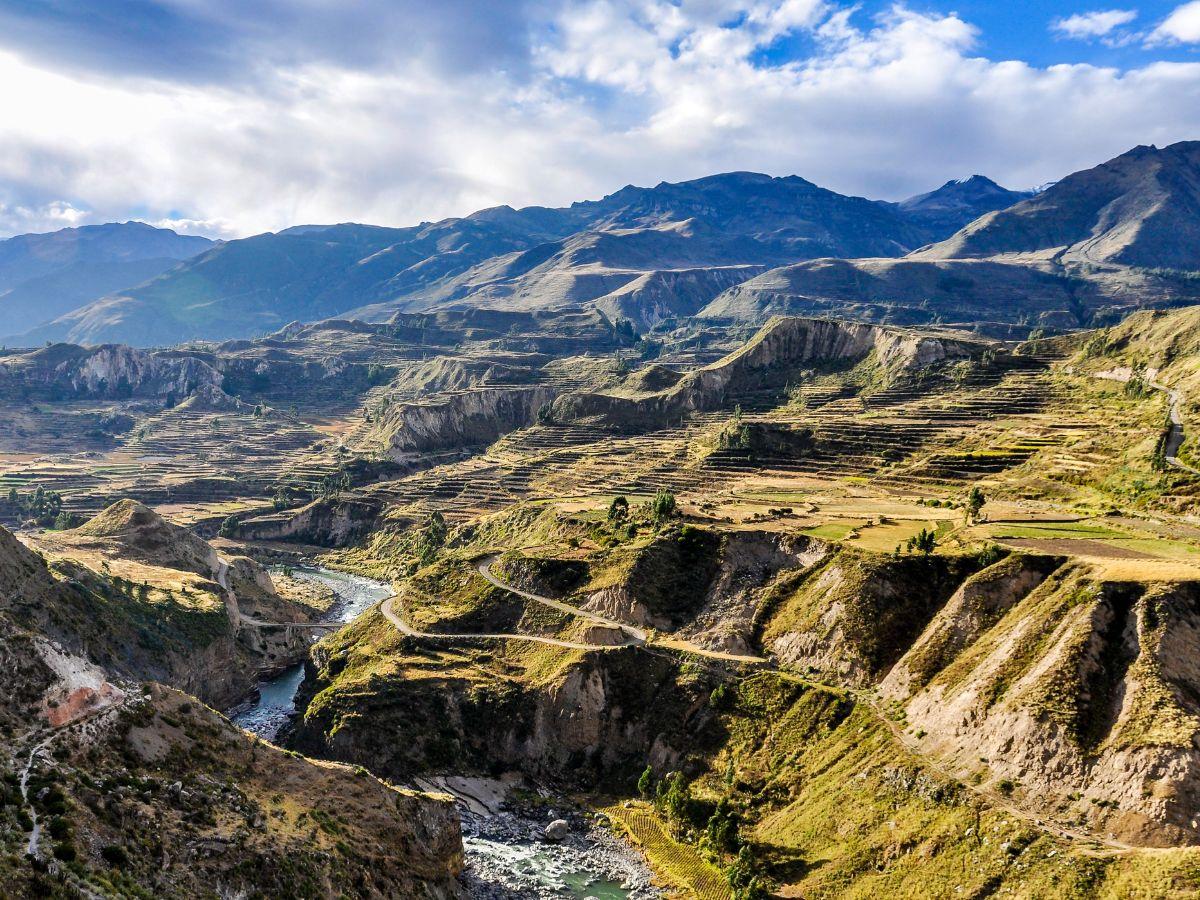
1093,367,1200,476
213,545,766,662
476,556,648,644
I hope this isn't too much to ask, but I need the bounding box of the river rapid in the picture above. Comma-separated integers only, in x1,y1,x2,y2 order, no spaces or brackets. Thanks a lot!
228,565,660,899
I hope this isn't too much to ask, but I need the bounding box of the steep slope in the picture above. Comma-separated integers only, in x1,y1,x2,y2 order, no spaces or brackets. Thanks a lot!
0,222,212,339
895,174,1034,235
0,534,462,897
915,141,1200,269
24,501,315,701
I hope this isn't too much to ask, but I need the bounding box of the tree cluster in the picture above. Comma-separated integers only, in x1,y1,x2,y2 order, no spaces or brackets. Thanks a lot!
4,485,76,528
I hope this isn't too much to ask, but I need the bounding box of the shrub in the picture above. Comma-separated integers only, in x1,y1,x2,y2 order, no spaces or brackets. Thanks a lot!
650,489,676,523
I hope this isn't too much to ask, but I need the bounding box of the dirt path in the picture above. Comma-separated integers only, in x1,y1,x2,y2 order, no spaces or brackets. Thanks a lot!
19,734,54,856
478,555,766,664
380,594,637,651
19,699,128,861
476,555,648,644
214,555,339,631
1093,368,1200,476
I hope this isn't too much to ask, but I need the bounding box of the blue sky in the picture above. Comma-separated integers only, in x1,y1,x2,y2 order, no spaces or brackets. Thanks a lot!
0,1,1197,238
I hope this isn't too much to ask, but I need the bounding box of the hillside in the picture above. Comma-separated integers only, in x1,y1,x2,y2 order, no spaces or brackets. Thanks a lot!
0,222,212,340
0,614,461,898
703,143,1200,332
545,316,984,428
5,306,1200,893
915,141,1200,269
18,172,952,347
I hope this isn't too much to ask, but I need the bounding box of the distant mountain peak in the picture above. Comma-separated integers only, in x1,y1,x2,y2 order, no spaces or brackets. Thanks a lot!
916,140,1200,269
896,174,1031,233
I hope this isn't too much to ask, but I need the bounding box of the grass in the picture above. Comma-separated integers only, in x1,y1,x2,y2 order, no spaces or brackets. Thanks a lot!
802,520,867,541
850,519,945,552
603,802,731,900
677,673,1200,899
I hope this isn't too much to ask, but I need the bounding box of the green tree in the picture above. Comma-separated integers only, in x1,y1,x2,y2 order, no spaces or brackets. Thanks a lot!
965,486,986,523
907,527,937,556
607,495,629,525
654,771,691,823
637,765,654,798
418,511,449,562
705,798,741,854
727,846,768,900
650,489,676,523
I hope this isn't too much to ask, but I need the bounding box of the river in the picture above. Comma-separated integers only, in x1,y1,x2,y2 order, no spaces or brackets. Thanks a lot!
229,565,659,899
230,566,389,740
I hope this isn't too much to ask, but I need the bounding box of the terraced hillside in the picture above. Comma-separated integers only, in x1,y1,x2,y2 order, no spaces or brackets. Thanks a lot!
6,308,1200,897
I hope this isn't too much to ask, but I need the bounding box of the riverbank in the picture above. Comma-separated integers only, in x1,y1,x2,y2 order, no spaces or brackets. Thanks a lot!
225,563,664,898
419,775,661,899
229,566,391,740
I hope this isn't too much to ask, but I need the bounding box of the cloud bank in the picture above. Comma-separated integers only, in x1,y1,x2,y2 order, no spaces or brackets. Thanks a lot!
0,1,1199,238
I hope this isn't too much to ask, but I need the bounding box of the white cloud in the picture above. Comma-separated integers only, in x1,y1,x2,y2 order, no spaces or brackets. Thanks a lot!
0,2,1198,238
1149,1,1200,44
0,199,88,236
1051,9,1137,41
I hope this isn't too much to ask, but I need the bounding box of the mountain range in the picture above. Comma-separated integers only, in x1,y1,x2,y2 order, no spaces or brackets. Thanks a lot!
0,222,212,340
5,141,1200,347
712,142,1200,332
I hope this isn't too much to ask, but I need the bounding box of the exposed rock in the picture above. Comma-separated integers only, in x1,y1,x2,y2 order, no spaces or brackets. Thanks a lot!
0,341,221,400
371,385,558,457
234,497,383,547
543,819,570,841
545,316,983,429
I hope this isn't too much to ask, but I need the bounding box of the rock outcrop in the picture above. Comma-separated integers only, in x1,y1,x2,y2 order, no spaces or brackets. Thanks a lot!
0,341,221,400
370,385,558,457
545,316,982,428
234,497,383,547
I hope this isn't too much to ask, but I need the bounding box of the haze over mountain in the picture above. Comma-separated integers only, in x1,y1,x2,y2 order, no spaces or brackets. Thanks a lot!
0,222,213,339
10,171,1003,347
914,142,1200,269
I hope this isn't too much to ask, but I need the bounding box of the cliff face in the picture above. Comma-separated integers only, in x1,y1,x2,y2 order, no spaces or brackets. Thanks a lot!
234,497,384,547
292,628,715,787
370,385,558,456
0,342,221,400
887,571,1200,847
546,316,981,428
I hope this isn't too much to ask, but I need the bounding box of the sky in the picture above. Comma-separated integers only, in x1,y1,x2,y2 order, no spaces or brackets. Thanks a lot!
0,0,1198,239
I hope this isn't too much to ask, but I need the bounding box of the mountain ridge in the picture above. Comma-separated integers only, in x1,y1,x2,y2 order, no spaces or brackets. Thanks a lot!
11,171,999,347
0,222,213,340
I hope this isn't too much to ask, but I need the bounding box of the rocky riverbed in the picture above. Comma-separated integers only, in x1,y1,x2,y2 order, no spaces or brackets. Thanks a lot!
452,791,661,898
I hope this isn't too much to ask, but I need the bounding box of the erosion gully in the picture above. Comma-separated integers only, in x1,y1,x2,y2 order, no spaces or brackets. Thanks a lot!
227,565,658,899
